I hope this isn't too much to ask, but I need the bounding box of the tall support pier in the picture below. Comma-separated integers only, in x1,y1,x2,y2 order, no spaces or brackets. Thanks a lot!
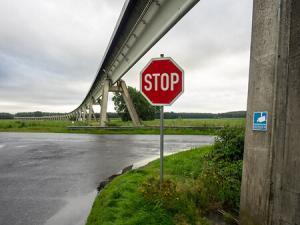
240,0,300,224
99,79,141,127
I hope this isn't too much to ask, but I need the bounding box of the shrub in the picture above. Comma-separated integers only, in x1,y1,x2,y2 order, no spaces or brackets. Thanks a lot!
200,126,245,212
212,126,245,162
139,177,205,224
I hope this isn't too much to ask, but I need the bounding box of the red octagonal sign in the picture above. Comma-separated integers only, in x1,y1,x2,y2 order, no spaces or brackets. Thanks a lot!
140,57,184,106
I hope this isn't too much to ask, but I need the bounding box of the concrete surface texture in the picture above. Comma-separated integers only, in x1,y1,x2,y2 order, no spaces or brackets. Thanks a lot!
0,132,214,225
240,0,300,224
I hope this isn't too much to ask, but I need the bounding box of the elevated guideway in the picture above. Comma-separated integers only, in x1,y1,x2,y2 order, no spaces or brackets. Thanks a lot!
16,0,200,125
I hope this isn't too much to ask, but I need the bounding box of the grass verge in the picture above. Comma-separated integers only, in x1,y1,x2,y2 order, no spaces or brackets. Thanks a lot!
86,138,243,225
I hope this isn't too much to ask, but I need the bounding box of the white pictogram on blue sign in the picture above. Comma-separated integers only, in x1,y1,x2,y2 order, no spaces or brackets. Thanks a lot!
253,112,268,131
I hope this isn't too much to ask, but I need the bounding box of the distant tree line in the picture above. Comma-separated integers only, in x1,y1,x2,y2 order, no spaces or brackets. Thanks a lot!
0,113,14,119
0,111,65,119
104,111,246,120
155,111,246,119
0,111,245,120
94,113,120,119
14,111,65,117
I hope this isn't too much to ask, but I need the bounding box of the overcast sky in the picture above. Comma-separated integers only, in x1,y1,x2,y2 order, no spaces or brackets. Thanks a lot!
0,0,253,113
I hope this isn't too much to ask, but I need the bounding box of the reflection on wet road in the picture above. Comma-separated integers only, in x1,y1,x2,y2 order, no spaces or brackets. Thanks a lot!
0,132,214,225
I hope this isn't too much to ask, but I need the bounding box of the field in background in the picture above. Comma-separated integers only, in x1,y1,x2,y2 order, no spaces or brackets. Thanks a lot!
106,118,245,127
0,118,245,135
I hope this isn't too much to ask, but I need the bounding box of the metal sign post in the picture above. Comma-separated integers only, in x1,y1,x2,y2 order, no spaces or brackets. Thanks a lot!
160,105,164,188
159,54,164,188
140,54,184,189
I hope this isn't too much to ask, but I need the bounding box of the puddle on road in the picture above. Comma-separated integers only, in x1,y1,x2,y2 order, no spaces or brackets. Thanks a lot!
44,191,97,225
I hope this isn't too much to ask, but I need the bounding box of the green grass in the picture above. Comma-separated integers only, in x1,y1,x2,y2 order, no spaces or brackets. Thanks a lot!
107,118,245,127
0,120,80,133
86,145,242,225
0,118,245,135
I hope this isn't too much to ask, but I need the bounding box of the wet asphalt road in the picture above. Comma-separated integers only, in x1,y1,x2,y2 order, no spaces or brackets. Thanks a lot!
0,132,214,225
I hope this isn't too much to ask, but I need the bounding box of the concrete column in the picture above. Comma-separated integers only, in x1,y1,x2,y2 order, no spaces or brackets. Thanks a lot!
97,99,102,121
76,112,80,121
82,107,86,121
88,104,95,121
91,105,97,120
88,105,91,121
240,0,300,224
79,110,82,121
100,79,110,127
120,80,141,126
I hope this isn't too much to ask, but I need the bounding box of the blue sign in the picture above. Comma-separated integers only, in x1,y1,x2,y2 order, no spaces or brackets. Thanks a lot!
253,112,268,131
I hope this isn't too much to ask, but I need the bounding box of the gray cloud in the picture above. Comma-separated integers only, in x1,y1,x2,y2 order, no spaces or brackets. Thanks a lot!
0,0,252,113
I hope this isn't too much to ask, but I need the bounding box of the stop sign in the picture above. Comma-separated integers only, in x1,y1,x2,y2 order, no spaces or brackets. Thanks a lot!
140,57,184,105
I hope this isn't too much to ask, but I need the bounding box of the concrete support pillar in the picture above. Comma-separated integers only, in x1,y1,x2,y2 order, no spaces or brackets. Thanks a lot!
240,0,300,224
92,105,97,120
120,80,141,126
88,105,92,121
97,99,102,121
93,111,96,120
76,112,80,121
79,110,82,121
88,104,96,121
82,107,86,121
100,79,110,127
